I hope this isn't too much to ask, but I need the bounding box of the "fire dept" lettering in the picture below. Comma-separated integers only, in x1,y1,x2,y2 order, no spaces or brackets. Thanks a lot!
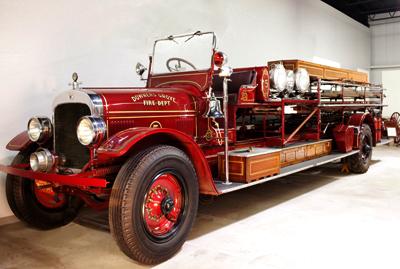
143,100,171,106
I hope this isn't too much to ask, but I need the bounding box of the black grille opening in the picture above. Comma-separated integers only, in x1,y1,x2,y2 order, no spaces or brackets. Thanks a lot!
54,103,91,169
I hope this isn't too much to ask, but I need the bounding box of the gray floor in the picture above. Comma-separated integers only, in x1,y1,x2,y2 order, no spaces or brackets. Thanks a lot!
1,145,399,269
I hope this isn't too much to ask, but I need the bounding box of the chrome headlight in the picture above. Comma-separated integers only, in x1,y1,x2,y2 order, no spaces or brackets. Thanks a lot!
286,70,295,93
269,64,287,92
77,116,106,146
295,68,310,93
27,117,52,143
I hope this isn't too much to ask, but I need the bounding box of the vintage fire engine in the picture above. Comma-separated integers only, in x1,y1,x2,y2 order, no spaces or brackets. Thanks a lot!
0,31,399,264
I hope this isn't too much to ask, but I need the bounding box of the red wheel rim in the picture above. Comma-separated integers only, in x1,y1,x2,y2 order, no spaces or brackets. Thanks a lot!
142,173,183,238
33,180,67,209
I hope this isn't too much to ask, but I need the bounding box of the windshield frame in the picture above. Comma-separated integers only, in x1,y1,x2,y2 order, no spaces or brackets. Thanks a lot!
150,31,217,76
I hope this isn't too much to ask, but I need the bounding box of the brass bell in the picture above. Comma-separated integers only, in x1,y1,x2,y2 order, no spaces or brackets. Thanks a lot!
204,93,224,119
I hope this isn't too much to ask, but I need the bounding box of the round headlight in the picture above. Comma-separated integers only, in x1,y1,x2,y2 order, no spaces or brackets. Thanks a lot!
286,70,295,93
27,117,52,143
295,68,310,93
77,116,106,146
30,149,54,172
30,153,40,171
269,64,287,92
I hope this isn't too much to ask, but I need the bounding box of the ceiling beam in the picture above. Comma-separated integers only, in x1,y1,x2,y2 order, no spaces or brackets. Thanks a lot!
346,0,380,7
321,0,369,26
361,6,400,15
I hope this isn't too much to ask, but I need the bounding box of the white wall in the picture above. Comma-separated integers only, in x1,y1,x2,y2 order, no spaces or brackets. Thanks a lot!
370,20,400,84
0,0,370,218
382,70,400,117
370,20,400,116
371,20,400,68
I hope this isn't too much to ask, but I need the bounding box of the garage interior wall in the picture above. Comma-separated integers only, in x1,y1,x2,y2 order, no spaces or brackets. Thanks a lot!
370,19,400,117
0,0,370,219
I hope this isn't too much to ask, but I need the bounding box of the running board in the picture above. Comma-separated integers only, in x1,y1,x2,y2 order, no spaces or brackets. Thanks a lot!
215,150,359,194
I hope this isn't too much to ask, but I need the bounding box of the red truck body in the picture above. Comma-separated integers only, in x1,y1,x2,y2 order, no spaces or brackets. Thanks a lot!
1,31,396,264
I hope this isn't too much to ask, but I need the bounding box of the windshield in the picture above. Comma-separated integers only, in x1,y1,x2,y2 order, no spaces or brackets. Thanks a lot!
151,32,216,75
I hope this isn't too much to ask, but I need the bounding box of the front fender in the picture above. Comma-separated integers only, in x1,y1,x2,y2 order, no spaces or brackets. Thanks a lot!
6,131,33,151
97,127,218,195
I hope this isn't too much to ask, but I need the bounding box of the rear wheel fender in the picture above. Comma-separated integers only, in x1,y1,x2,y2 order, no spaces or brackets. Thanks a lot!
348,113,376,147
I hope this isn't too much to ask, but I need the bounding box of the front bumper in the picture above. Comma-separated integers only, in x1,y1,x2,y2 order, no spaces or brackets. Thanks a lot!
0,164,108,188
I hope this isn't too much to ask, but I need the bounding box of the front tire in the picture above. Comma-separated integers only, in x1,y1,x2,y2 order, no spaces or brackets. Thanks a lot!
6,150,82,230
347,124,373,173
109,145,199,265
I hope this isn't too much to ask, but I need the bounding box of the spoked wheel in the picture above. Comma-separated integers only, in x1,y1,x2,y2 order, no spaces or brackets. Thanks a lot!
109,145,198,265
390,112,400,144
390,112,400,125
6,149,82,230
347,124,373,173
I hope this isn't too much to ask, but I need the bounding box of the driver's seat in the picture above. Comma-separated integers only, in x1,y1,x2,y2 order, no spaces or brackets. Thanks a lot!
212,70,256,103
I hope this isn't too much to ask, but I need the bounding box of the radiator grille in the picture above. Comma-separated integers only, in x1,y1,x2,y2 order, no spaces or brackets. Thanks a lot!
54,103,91,169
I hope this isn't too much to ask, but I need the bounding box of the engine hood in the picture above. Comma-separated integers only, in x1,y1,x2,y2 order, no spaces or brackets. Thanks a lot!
91,87,198,116
53,87,199,117
53,87,199,137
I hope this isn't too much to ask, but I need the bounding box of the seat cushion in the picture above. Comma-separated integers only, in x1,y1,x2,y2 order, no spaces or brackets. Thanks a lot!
212,70,255,94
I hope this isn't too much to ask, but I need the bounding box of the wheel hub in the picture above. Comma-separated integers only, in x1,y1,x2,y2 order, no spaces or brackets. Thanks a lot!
363,143,372,154
161,197,175,215
143,173,183,237
33,179,66,208
360,135,372,160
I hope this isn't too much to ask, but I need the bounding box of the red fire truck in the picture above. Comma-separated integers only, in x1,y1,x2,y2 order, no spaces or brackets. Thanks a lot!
1,31,399,264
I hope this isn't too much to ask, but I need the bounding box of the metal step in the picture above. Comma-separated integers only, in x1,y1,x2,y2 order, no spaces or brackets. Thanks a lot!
215,150,359,194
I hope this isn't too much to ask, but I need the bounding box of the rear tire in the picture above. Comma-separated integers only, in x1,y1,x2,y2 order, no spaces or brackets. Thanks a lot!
109,145,198,265
6,149,82,230
347,124,373,173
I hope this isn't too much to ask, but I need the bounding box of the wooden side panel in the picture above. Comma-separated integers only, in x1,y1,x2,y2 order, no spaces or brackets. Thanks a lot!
324,69,349,80
348,71,368,83
268,59,368,83
281,140,332,167
299,64,324,78
218,151,280,183
248,154,280,180
218,156,245,179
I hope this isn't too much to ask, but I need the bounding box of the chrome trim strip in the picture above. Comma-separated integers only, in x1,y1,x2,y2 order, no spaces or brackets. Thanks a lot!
108,114,196,120
52,90,104,117
319,104,386,107
108,110,196,114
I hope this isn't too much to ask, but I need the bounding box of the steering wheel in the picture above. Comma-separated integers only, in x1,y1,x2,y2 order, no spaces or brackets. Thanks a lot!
166,57,197,72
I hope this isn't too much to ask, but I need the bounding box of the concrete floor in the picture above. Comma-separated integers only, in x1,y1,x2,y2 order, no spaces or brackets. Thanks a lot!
1,145,400,269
